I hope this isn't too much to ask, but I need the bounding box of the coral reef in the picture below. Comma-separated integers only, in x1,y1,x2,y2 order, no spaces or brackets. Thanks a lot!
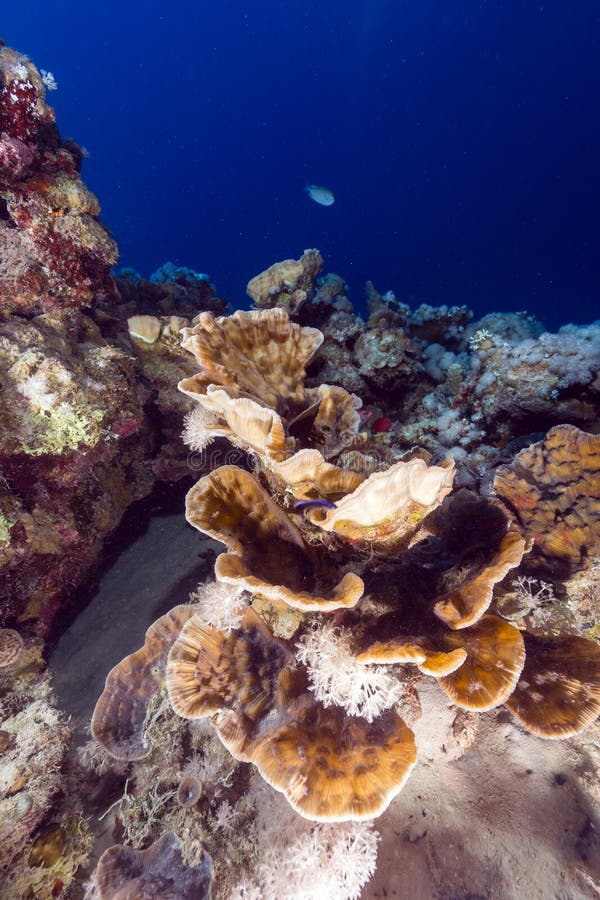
300,276,599,472
0,43,232,632
2,39,600,896
0,45,118,319
247,248,323,314
0,309,154,630
0,638,92,899
114,262,226,321
90,307,600,895
494,425,600,578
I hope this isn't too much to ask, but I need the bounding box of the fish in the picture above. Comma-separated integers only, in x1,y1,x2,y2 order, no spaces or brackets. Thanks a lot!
294,498,337,512
305,184,335,206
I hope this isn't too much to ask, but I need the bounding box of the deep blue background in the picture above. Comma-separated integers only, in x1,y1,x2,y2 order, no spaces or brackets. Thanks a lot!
4,2,600,326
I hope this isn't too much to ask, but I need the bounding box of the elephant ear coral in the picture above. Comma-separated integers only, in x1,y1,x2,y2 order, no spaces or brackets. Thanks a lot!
180,308,323,409
94,831,212,899
271,448,365,501
357,614,525,709
178,307,364,465
186,465,364,612
434,531,528,629
505,633,600,738
246,248,324,311
306,457,455,554
167,609,417,822
494,425,600,577
91,605,197,760
304,384,363,458
183,385,293,461
357,638,467,678
436,615,526,711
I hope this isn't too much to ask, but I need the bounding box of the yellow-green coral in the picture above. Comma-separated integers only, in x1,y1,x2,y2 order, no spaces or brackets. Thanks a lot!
0,513,12,546
18,401,106,456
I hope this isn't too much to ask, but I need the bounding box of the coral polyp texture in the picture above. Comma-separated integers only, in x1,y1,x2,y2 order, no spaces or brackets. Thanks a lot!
494,425,600,577
0,45,118,319
92,306,600,879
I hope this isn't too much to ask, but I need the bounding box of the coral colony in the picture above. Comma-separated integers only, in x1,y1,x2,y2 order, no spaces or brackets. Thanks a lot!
0,42,599,899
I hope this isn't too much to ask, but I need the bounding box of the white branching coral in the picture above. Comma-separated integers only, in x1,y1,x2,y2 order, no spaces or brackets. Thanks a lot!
40,69,58,90
260,824,378,900
513,575,555,611
210,799,239,833
19,372,57,410
231,821,379,900
295,621,403,722
190,580,248,633
77,738,129,777
181,750,235,801
230,776,380,900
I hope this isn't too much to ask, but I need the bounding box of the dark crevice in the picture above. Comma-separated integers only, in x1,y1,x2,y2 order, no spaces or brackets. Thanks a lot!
45,476,194,652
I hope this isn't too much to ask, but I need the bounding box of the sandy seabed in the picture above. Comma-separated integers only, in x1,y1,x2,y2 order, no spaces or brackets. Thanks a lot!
366,679,599,900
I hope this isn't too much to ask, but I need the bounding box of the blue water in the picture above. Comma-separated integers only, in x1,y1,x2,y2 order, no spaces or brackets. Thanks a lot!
4,2,600,327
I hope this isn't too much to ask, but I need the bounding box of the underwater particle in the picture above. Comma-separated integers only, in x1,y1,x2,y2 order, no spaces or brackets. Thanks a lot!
28,822,67,868
0,628,24,667
306,184,335,206
94,831,212,899
177,773,202,808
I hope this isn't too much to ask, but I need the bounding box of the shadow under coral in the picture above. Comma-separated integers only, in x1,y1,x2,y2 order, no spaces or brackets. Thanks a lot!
48,479,218,736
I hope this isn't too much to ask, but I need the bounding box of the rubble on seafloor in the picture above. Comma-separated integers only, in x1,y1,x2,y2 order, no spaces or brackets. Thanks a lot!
0,40,599,900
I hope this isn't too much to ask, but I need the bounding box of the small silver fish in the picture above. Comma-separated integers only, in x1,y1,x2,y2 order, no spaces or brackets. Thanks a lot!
305,184,335,207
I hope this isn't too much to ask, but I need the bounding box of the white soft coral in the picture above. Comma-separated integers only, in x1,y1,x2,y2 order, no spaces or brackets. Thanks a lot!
190,580,248,633
295,621,402,722
230,777,380,900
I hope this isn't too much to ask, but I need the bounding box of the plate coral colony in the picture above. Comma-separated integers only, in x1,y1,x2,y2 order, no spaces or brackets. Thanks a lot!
0,42,599,900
